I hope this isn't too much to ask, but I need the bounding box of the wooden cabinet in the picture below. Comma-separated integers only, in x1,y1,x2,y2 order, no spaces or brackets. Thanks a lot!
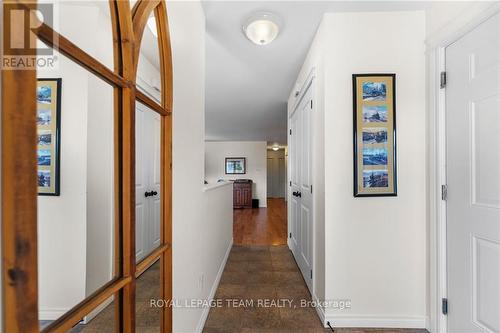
233,180,252,208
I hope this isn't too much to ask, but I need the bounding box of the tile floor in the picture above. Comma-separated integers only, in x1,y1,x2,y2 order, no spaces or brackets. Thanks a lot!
71,261,161,332
203,245,428,333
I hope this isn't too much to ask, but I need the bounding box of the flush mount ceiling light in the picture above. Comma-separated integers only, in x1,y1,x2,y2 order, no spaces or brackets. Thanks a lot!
243,12,281,45
147,16,157,37
272,144,280,151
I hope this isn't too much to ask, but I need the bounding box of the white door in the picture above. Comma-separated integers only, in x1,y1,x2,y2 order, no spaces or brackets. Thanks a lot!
446,12,500,333
135,104,147,260
149,112,161,250
135,103,161,262
289,83,313,292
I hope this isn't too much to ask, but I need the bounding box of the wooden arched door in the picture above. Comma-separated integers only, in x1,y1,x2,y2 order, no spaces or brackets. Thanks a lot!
1,0,172,332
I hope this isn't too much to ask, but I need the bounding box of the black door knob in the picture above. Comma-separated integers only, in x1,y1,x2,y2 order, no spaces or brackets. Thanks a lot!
152,191,158,196
297,192,302,198
145,191,152,197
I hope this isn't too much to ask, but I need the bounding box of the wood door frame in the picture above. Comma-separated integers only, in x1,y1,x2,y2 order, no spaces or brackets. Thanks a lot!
426,4,500,333
1,0,173,332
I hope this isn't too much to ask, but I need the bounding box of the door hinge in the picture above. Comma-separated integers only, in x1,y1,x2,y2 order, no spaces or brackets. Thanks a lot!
289,181,292,187
289,232,292,238
289,129,292,135
442,298,448,315
441,185,448,201
310,185,313,194
310,100,313,109
310,269,313,279
440,71,447,89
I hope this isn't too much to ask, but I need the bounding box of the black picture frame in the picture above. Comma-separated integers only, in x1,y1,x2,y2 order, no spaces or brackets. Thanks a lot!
353,73,397,197
37,78,62,196
225,157,246,175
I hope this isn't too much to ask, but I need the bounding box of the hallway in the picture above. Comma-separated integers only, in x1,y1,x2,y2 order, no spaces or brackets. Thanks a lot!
203,245,324,332
204,246,428,333
233,198,288,246
207,201,428,333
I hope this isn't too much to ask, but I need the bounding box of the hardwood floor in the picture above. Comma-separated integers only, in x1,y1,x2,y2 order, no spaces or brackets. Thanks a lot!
233,198,288,245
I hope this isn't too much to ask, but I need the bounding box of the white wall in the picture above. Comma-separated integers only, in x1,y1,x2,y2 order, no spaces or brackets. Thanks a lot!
323,12,426,327
169,2,233,332
205,141,267,207
289,11,427,328
37,3,114,320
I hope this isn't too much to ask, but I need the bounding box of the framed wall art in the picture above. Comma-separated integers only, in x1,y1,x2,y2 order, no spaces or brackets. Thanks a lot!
353,74,397,197
225,157,246,175
37,78,62,196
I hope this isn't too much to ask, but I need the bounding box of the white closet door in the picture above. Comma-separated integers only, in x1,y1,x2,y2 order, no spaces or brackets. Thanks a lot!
289,107,300,252
289,82,314,292
136,103,162,261
446,12,500,333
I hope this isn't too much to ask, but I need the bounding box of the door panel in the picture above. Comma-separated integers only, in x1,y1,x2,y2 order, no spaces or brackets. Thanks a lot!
446,12,500,333
289,82,314,292
136,103,162,260
135,103,147,260
150,112,161,249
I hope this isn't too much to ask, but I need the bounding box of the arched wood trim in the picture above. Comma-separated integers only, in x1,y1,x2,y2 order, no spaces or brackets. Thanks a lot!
131,0,160,73
154,5,173,331
130,1,173,331
114,1,137,332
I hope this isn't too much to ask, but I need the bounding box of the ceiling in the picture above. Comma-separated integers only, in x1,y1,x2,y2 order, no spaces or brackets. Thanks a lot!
202,1,428,145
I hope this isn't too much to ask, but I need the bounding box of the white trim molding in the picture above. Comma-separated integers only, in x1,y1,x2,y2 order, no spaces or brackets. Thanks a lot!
195,239,233,333
323,314,426,329
39,308,71,321
312,293,326,327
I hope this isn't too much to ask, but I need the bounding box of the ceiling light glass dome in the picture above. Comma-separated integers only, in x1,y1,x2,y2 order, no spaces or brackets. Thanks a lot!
243,12,281,46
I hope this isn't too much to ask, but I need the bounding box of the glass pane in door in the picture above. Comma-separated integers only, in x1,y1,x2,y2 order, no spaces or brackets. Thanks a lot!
137,11,162,102
40,0,114,69
136,260,161,332
135,101,162,263
37,47,116,327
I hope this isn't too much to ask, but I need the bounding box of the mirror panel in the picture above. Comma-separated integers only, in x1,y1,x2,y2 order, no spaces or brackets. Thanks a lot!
70,295,116,333
137,11,162,102
136,260,161,332
43,0,114,69
135,101,162,262
37,46,116,326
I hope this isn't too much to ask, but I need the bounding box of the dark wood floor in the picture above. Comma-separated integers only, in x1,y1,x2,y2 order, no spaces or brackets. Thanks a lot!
234,198,288,246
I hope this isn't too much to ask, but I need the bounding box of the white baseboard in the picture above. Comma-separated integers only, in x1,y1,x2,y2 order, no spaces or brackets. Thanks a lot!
312,294,326,326
39,308,70,321
323,314,426,329
195,239,233,333
425,316,430,332
84,295,114,324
